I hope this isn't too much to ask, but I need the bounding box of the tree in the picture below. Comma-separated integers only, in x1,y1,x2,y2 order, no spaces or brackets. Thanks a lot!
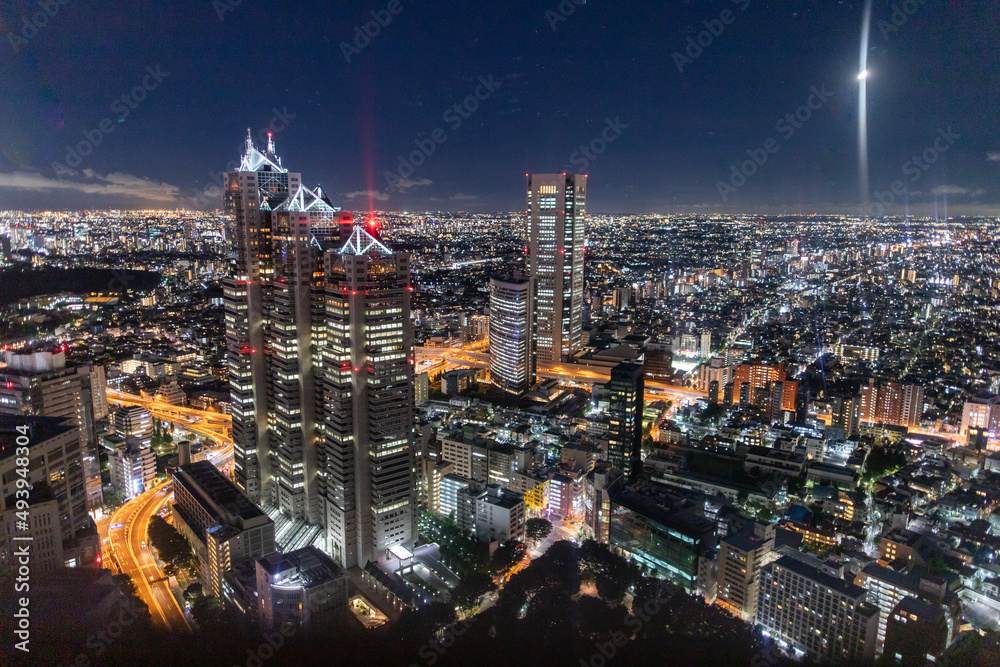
184,582,204,603
525,518,553,543
489,540,526,576
450,571,496,610
113,573,140,599
148,515,195,575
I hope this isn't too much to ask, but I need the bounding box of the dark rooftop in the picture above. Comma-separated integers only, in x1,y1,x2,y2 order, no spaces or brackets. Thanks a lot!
0,414,77,462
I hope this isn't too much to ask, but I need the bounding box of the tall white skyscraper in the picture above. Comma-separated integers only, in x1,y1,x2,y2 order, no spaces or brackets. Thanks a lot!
489,276,534,397
224,131,299,505
320,223,416,569
223,133,415,570
527,173,587,365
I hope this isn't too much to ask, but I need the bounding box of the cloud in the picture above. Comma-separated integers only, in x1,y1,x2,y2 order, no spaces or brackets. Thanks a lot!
393,177,432,192
450,193,478,200
930,185,985,197
0,170,181,202
931,185,969,195
988,151,1000,161
344,189,390,201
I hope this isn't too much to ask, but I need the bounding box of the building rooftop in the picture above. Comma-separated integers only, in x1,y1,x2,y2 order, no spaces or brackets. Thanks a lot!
614,486,715,540
174,460,268,524
858,562,921,594
773,555,866,600
257,546,344,590
0,414,77,462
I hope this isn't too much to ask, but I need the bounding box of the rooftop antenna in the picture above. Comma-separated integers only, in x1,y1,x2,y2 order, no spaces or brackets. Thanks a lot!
245,127,254,153
267,131,275,154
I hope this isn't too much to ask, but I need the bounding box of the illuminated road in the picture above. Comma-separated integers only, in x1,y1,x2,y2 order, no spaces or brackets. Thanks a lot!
106,483,192,633
417,345,707,401
102,391,236,632
106,388,234,470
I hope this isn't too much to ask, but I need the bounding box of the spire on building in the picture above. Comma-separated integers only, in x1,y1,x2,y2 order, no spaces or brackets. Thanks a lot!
339,224,391,256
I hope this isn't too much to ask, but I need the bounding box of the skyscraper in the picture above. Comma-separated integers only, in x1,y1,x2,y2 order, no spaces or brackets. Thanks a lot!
608,361,644,480
527,173,586,365
266,189,338,525
489,276,534,397
224,132,341,519
224,131,298,505
320,223,416,570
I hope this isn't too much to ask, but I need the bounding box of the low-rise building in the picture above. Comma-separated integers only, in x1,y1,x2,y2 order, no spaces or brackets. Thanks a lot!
608,485,715,592
256,547,348,633
172,461,276,596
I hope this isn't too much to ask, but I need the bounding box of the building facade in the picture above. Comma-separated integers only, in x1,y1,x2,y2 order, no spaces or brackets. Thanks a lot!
0,415,100,571
527,173,586,365
757,556,879,664
172,461,276,596
256,546,348,633
715,522,776,621
320,225,416,570
608,361,644,480
489,276,534,397
0,350,107,509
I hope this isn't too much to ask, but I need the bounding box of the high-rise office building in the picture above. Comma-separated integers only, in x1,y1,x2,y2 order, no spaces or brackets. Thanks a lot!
222,133,415,571
527,173,586,365
489,276,534,397
0,350,107,509
608,361,644,480
223,132,341,521
265,190,338,525
320,224,416,570
224,131,298,505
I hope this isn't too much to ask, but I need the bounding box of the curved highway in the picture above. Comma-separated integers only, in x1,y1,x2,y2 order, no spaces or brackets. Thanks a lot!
107,483,192,633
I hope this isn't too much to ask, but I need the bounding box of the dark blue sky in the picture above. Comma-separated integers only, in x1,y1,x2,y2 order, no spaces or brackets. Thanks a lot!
1,0,997,215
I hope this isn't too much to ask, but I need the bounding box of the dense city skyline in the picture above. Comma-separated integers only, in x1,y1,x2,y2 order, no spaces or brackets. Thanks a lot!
2,0,999,215
3,2,1000,666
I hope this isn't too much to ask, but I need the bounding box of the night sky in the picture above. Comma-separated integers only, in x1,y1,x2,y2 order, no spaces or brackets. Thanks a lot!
1,0,998,215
